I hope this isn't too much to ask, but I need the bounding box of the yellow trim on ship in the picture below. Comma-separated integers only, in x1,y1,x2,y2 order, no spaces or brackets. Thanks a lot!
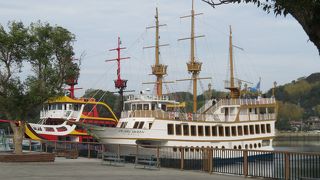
69,130,88,136
25,124,42,141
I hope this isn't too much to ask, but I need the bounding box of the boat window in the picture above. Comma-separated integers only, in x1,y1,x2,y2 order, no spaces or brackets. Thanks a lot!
262,140,270,146
218,126,224,136
52,104,57,110
137,104,142,110
183,125,189,136
244,125,249,135
133,122,139,129
249,108,252,113
57,104,62,110
74,104,79,111
167,124,174,135
138,122,145,129
259,107,266,114
231,126,237,136
254,108,258,114
267,107,275,114
255,124,260,134
225,126,230,136
212,126,217,136
45,127,54,132
224,108,229,116
237,126,243,136
69,104,73,111
143,104,149,110
198,126,204,136
190,125,196,136
132,104,136,110
64,104,67,110
149,123,153,129
266,124,271,133
151,104,156,110
124,103,131,111
205,126,211,136
175,124,182,135
261,124,266,133
161,104,166,111
249,125,255,135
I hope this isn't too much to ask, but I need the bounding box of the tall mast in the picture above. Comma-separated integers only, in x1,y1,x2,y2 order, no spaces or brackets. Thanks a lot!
106,37,130,109
178,0,206,113
65,57,81,99
144,8,169,97
225,25,240,98
229,26,235,97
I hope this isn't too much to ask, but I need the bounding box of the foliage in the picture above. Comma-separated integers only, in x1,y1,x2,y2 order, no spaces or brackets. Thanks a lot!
265,72,320,130
0,21,78,154
202,0,320,54
0,21,77,121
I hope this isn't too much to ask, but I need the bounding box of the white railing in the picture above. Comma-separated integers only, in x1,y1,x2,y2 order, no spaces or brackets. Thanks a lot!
197,99,213,114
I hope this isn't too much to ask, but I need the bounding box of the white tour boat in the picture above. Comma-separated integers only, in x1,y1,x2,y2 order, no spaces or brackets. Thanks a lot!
89,2,277,156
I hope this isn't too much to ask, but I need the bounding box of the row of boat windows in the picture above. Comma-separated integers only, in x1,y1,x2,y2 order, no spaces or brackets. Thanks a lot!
43,104,81,111
124,103,167,111
119,121,153,129
167,124,271,136
221,107,275,115
172,141,269,152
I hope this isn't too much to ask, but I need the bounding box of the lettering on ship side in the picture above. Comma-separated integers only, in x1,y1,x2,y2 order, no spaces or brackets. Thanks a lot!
118,129,145,135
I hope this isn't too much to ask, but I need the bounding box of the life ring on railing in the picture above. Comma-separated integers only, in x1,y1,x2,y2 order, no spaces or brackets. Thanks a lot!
187,113,193,120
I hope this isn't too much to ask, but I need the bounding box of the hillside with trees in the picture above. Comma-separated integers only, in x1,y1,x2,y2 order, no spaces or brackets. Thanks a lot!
266,73,320,130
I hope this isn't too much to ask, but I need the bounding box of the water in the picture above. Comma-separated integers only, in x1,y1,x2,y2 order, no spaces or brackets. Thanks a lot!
273,136,320,153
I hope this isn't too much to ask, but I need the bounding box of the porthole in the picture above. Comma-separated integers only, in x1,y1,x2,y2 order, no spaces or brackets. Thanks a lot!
249,144,253,149
254,143,257,148
238,145,242,149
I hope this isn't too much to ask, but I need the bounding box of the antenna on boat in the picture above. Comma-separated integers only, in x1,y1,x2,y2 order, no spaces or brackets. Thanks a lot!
177,0,211,113
106,37,131,110
65,57,82,99
143,7,173,97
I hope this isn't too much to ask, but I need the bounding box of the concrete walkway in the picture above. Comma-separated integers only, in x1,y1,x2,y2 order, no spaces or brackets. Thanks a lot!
0,157,253,180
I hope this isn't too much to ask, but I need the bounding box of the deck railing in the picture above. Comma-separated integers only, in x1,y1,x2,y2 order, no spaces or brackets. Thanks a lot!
24,140,320,180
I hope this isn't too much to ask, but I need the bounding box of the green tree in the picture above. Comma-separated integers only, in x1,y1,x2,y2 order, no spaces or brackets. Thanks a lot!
202,0,320,54
0,21,78,154
276,101,304,130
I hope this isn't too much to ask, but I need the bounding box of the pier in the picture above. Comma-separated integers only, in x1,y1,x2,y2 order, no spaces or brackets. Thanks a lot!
11,140,320,180
0,157,245,180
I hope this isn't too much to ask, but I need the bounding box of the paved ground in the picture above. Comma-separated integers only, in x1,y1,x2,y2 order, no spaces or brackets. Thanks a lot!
0,157,253,180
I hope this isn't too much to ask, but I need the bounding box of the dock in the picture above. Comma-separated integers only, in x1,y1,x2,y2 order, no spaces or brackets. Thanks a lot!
0,157,248,180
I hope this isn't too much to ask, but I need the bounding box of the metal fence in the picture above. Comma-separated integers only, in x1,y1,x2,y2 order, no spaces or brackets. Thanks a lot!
27,140,320,180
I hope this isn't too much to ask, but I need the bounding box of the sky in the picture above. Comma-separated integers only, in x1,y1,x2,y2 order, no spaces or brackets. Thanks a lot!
0,0,319,97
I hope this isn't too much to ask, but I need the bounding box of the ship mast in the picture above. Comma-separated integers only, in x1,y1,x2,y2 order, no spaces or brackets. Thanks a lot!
65,57,82,99
178,0,209,113
143,8,169,97
106,37,130,109
225,25,240,99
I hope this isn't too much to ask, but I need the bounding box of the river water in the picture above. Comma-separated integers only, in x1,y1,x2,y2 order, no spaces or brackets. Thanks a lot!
273,136,320,153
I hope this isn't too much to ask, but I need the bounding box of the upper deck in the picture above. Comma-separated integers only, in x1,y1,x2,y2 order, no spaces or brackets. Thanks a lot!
121,96,277,122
